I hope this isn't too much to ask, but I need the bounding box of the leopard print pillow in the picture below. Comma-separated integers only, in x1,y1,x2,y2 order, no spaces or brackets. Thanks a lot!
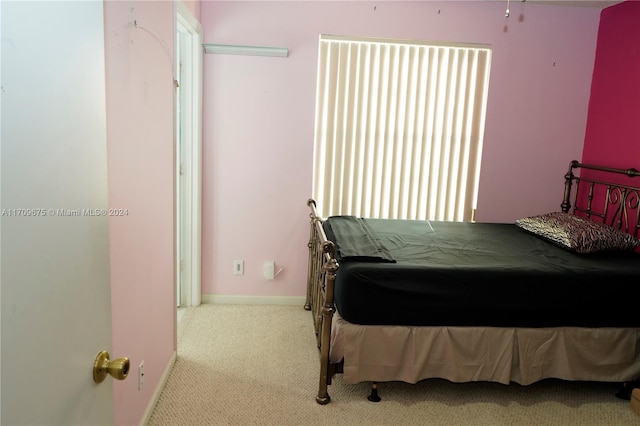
515,212,640,254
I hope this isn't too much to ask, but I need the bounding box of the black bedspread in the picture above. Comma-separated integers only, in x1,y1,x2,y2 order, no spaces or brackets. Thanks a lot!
323,216,640,328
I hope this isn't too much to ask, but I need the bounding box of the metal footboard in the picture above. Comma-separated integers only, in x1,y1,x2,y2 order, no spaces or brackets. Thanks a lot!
305,199,338,404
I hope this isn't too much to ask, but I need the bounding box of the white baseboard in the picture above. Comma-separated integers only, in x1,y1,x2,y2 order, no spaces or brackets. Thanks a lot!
139,350,177,426
201,294,306,306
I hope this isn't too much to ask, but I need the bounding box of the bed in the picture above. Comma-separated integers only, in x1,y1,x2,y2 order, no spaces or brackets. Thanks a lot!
304,160,640,404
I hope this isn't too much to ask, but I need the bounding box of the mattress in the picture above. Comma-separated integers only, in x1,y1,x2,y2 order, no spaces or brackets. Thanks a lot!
323,216,640,328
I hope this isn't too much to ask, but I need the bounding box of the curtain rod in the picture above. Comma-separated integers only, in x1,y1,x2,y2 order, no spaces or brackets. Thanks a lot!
202,43,288,57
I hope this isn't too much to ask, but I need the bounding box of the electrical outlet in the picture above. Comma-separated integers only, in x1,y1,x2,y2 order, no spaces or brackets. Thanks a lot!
264,261,275,280
234,260,244,275
138,360,144,390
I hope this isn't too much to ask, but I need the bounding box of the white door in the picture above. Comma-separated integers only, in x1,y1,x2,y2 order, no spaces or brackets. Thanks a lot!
1,1,115,424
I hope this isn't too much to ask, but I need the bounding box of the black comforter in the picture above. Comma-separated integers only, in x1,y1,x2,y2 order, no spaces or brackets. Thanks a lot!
323,216,640,328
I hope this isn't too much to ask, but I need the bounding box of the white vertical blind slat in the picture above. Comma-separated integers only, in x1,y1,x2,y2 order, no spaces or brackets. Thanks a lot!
343,43,357,215
373,44,387,218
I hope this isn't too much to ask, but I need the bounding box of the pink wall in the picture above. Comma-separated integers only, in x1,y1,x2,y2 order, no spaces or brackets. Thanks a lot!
182,0,201,22
104,1,176,424
582,0,640,171
200,1,601,299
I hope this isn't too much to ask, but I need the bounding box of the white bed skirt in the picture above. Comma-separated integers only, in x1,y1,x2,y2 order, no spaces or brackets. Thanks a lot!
330,313,640,386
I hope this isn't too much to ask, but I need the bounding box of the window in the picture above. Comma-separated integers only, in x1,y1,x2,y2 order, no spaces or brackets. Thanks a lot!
312,35,492,222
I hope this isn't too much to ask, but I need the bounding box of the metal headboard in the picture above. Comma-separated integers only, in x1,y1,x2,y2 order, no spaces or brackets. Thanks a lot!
561,160,640,238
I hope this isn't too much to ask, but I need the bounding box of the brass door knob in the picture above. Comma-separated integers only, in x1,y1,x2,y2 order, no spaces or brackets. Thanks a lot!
93,351,130,383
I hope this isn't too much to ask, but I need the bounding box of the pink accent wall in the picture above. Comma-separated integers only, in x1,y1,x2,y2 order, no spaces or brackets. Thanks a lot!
582,0,640,170
200,1,601,298
104,1,176,425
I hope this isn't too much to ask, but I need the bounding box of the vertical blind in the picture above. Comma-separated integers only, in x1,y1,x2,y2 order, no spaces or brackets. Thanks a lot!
312,35,492,222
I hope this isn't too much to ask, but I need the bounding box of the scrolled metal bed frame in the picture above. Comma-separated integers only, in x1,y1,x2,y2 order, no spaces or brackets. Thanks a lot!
563,160,640,237
305,160,640,405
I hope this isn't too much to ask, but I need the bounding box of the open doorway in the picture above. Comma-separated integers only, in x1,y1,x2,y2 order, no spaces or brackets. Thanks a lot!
175,3,203,323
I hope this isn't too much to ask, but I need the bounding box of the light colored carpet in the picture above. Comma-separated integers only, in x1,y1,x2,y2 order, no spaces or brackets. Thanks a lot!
148,304,639,425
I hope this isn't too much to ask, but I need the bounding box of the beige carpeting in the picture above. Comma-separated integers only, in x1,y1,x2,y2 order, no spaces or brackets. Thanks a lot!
148,304,639,425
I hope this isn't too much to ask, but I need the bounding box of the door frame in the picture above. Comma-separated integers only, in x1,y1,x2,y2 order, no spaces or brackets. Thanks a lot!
175,2,203,309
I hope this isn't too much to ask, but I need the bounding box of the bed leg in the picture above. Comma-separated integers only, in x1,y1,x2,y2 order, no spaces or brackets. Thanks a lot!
615,380,640,400
316,369,331,405
316,392,331,405
367,382,382,402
